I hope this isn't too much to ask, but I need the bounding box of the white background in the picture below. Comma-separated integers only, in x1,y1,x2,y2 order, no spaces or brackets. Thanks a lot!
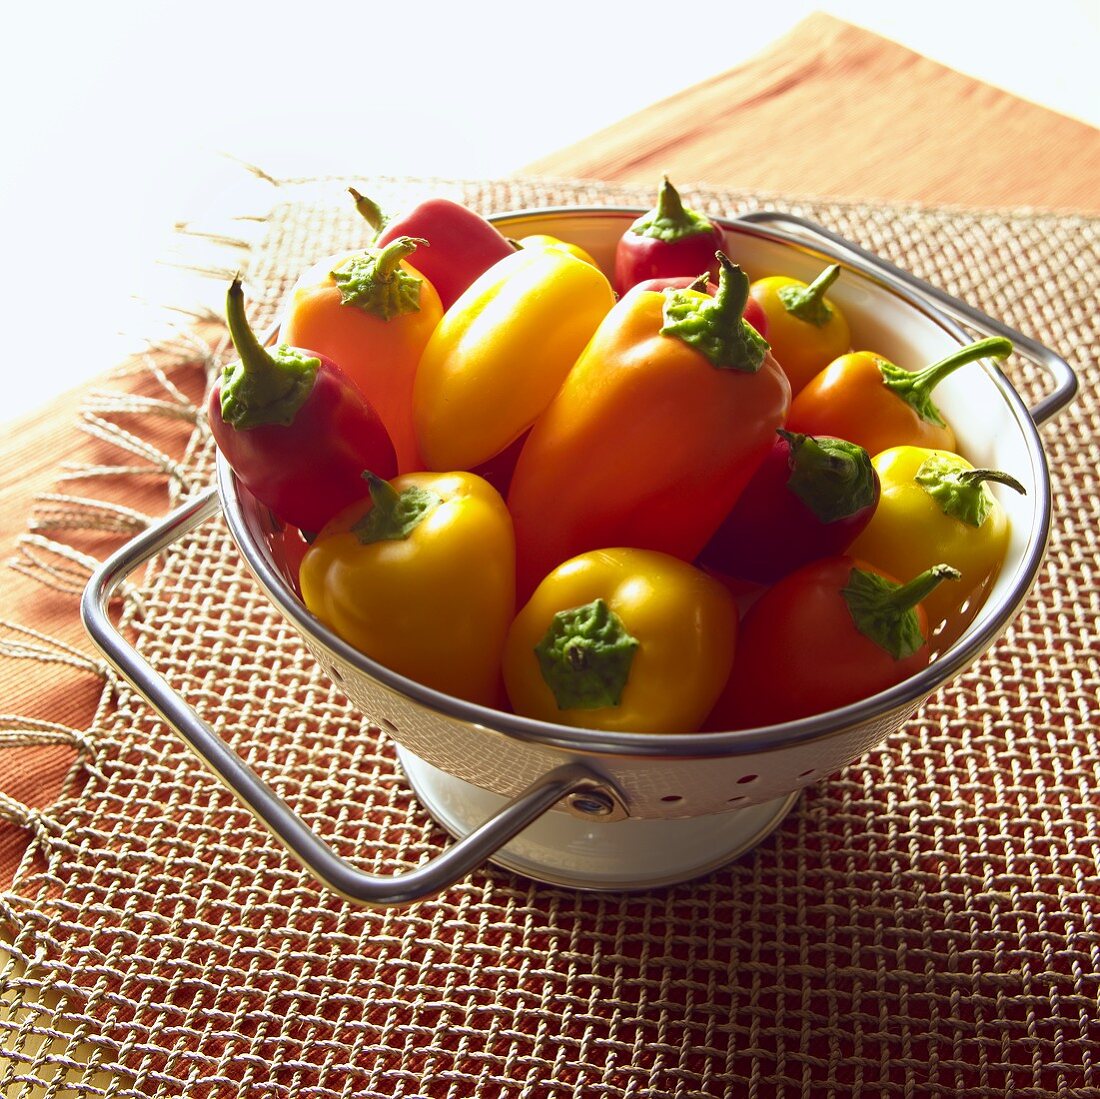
3,0,1098,425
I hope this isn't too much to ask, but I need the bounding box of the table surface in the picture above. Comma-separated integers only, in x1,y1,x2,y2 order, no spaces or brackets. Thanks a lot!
2,11,1098,1086
5,8,1099,877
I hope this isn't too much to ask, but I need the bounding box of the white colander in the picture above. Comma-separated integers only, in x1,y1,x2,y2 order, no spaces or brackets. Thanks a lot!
82,210,1076,905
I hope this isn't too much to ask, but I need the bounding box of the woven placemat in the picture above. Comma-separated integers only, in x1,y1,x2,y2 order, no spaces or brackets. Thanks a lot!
1,176,1097,1098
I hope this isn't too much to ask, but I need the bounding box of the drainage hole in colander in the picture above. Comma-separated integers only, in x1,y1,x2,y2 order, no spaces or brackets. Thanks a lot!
379,718,399,734
736,774,758,784
329,665,345,684
727,795,746,803
799,769,815,777
660,794,683,803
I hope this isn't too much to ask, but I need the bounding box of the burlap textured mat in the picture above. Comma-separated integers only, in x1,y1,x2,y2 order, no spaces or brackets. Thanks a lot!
1,177,1097,1098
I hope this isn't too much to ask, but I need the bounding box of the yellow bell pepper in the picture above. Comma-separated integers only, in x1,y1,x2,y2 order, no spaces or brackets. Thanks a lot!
413,246,615,472
299,471,515,707
749,265,850,395
515,233,600,268
502,548,737,734
849,446,1026,629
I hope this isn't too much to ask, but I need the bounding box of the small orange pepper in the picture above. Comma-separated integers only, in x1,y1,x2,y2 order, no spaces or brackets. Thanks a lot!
279,237,443,472
786,337,1012,457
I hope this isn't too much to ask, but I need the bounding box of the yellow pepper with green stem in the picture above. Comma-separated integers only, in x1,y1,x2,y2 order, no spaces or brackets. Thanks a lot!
749,265,850,395
849,446,1026,629
503,548,737,734
299,471,515,708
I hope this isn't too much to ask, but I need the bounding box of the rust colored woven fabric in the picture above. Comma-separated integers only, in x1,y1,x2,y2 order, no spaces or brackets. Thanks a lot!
525,13,1100,215
1,177,1097,1098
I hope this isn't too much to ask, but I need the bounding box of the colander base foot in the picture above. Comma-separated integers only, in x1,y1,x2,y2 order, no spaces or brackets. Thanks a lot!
397,748,800,892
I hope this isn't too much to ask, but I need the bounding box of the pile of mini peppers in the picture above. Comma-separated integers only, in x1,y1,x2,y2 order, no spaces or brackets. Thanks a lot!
208,178,1026,734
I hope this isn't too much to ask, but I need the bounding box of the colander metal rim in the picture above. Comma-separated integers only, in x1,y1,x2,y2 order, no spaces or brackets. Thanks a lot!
217,207,1053,762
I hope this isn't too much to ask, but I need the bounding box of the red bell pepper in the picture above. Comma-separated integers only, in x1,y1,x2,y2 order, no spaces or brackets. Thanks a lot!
209,277,397,533
698,430,879,584
350,188,515,310
614,177,726,296
706,557,959,729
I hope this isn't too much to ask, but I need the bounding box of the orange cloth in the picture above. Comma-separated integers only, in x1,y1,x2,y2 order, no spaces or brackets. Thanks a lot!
2,15,1098,886
526,13,1100,214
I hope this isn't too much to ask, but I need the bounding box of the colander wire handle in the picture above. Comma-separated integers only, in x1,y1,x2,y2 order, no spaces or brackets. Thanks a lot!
81,484,602,908
735,211,1078,426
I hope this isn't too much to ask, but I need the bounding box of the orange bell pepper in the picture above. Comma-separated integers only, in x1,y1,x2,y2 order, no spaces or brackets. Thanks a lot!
279,236,443,472
507,254,791,597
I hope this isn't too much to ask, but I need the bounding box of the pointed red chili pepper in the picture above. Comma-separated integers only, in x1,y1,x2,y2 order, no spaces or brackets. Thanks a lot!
208,277,397,532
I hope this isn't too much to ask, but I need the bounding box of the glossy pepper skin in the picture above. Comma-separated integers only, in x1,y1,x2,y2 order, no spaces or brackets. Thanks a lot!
698,430,879,584
414,247,615,471
279,236,443,473
614,176,726,295
749,265,850,395
787,336,1013,458
299,471,515,708
352,188,516,311
706,556,959,730
632,273,768,337
515,233,599,268
507,254,790,598
850,446,1026,628
208,277,396,533
503,548,737,734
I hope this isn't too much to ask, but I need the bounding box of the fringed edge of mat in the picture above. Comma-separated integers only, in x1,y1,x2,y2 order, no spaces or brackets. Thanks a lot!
0,170,267,1095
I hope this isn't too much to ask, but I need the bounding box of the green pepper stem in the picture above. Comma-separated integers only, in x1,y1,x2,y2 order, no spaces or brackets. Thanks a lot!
352,472,440,544
914,337,1013,391
777,428,807,449
688,272,711,292
712,252,749,324
348,187,385,233
842,563,961,659
778,428,876,522
225,274,276,380
958,468,1027,495
881,336,1012,424
660,253,769,372
219,276,320,429
655,175,689,225
777,264,842,326
914,454,1022,527
534,598,640,710
365,470,399,511
886,563,961,614
804,263,841,299
374,236,426,281
629,176,715,242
